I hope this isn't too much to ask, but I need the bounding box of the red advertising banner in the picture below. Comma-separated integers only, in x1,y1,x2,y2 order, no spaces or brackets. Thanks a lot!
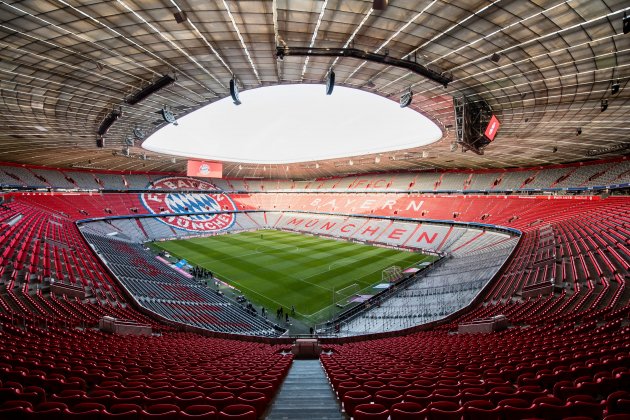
186,160,223,178
484,115,500,141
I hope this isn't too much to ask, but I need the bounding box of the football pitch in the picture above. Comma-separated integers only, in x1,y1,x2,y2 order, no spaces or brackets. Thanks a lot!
153,230,436,324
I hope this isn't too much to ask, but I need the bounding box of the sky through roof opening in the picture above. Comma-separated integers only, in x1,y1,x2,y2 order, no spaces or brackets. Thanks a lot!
143,84,442,164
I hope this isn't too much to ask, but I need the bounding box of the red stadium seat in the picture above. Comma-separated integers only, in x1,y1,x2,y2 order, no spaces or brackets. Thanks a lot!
217,404,256,420
62,402,106,420
207,392,237,412
180,404,218,419
248,382,273,399
0,406,28,420
374,389,404,408
337,381,361,399
390,401,426,420
236,391,267,417
104,403,142,420
175,391,206,409
140,404,180,420
427,401,464,420
342,389,372,416
353,403,390,420
144,391,175,406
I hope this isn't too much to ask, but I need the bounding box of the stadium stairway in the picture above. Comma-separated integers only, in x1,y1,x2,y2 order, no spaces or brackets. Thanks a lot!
267,359,344,419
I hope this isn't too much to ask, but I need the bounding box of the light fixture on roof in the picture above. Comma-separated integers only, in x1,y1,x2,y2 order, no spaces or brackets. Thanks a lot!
374,156,381,163
133,127,146,140
576,127,582,136
230,78,241,105
97,107,122,138
623,12,629,34
400,89,413,108
373,0,388,10
276,46,452,87
601,99,608,112
158,106,178,126
586,142,629,156
491,53,501,63
325,69,335,95
174,11,188,24
126,74,176,105
611,80,620,95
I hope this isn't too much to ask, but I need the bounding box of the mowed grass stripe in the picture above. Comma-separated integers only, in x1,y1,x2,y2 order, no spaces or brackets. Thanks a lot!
155,230,435,323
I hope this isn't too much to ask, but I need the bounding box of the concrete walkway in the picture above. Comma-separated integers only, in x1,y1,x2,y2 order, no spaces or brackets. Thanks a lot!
266,359,345,419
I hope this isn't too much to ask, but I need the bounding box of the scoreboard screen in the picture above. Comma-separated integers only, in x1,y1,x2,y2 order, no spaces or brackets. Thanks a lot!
187,160,223,178
484,115,500,141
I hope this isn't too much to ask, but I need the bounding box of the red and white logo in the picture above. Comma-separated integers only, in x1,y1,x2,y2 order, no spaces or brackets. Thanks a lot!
140,177,237,232
199,163,210,175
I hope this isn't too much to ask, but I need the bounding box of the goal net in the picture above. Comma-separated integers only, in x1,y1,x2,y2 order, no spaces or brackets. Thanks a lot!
334,283,360,308
382,266,403,283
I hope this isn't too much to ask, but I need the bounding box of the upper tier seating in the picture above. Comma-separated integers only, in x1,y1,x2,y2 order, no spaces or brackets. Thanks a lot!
1,158,629,191
63,170,102,189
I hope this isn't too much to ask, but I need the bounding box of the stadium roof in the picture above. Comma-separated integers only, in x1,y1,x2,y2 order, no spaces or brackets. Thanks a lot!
0,0,628,179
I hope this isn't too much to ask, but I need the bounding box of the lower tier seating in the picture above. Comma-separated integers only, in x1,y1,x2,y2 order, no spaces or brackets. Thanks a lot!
0,191,627,418
84,233,284,337
0,323,292,419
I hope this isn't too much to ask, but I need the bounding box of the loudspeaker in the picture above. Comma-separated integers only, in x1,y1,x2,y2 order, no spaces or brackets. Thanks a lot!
491,53,501,63
174,11,188,24
373,0,388,10
400,90,413,108
623,12,629,34
325,70,335,95
96,137,104,148
611,82,620,95
230,78,241,105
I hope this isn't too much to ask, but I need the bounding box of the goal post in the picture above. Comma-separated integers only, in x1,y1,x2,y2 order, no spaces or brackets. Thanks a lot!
382,266,403,283
334,283,360,308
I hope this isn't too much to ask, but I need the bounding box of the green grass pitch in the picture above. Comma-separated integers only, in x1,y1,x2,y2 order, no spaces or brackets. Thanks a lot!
153,229,436,324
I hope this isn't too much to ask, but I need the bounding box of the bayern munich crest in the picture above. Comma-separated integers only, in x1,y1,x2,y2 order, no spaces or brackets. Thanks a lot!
140,177,237,232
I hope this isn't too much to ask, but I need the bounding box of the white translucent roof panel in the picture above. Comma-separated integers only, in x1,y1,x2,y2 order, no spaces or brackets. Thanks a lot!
143,84,442,164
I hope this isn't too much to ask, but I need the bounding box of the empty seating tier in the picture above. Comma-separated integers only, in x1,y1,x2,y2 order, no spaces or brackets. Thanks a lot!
0,158,629,192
